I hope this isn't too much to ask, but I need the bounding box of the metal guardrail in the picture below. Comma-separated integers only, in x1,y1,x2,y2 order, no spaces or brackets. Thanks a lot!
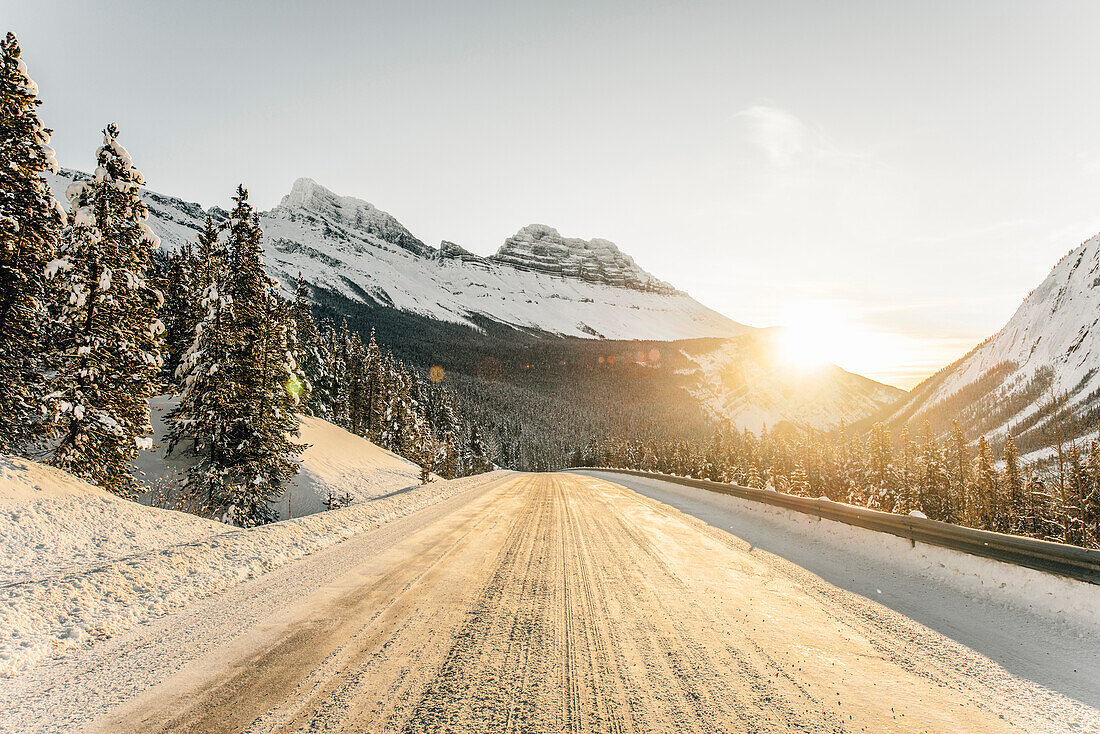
568,467,1100,585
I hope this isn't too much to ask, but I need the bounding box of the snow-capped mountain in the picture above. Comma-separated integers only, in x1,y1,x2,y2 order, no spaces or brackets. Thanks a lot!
490,224,677,294
679,332,905,431
45,170,742,341
881,233,1100,452
261,178,744,340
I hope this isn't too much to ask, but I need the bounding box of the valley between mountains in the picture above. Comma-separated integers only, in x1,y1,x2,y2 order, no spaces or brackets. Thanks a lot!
46,167,1100,465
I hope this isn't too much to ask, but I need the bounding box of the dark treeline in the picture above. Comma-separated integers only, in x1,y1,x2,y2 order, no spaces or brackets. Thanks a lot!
0,33,486,527
297,283,726,472
580,412,1100,549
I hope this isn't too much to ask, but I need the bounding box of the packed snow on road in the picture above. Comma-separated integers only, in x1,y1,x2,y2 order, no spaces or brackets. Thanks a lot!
2,467,1098,733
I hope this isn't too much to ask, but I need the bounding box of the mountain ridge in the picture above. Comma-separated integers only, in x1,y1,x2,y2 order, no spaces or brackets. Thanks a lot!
877,232,1100,453
47,168,745,342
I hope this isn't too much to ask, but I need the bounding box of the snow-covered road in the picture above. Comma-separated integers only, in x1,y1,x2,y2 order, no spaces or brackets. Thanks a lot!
5,472,1098,733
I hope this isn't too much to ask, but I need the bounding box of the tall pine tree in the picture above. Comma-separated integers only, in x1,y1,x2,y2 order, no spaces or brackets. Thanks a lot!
48,125,164,496
222,186,302,526
168,219,235,512
0,32,65,451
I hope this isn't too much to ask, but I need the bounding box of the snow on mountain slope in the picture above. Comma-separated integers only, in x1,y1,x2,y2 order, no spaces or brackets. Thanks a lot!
44,170,745,341
680,332,905,431
263,179,745,340
882,233,1100,448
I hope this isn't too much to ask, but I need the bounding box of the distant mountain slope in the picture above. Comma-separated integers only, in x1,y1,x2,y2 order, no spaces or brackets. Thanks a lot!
263,179,746,341
679,333,905,431
879,234,1100,452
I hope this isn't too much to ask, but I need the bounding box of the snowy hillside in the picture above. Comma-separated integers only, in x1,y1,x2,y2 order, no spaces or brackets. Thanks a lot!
0,456,221,584
140,396,431,520
681,333,905,431
276,415,434,519
45,171,745,341
881,233,1100,450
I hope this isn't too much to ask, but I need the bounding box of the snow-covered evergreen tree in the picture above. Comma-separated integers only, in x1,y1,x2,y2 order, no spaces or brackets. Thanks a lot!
290,275,325,416
331,319,351,429
221,186,302,526
363,329,385,440
168,226,235,512
896,426,917,513
466,423,492,475
159,239,204,382
436,431,458,480
193,215,222,288
47,124,163,496
944,421,969,524
343,328,366,435
169,187,303,525
0,32,65,451
1000,434,1026,534
1084,440,1100,546
973,436,999,530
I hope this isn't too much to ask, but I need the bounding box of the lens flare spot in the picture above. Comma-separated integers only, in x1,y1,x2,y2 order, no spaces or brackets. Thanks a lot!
286,374,303,401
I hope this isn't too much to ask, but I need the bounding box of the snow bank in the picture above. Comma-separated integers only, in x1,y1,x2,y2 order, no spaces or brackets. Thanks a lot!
139,395,430,520
275,415,432,519
0,456,221,585
0,454,507,677
582,472,1100,635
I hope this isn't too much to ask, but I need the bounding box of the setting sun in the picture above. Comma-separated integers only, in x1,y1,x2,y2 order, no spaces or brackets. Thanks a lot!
776,303,895,377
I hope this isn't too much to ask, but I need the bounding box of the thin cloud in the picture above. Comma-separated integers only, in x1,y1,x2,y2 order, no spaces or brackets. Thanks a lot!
733,104,874,168
734,105,809,165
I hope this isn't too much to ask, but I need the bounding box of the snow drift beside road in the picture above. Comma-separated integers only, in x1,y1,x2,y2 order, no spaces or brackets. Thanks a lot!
0,456,221,585
274,415,433,520
0,435,506,677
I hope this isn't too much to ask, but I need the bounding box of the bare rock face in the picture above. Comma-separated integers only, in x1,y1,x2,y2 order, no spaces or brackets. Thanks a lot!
437,240,486,264
490,224,678,294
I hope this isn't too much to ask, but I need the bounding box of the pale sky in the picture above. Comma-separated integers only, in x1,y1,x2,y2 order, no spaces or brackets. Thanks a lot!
9,1,1100,388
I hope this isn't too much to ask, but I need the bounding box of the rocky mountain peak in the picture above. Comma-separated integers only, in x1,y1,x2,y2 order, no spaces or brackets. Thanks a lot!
489,224,677,294
274,178,430,256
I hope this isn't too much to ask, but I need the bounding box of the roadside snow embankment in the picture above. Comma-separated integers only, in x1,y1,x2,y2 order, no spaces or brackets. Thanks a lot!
276,415,436,519
577,471,1100,635
0,457,221,585
140,396,433,520
0,452,506,678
